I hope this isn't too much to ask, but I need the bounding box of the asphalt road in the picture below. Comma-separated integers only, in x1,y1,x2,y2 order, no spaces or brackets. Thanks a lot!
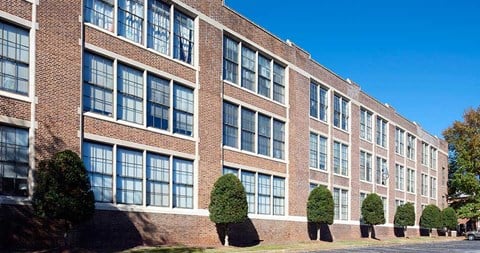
316,240,480,253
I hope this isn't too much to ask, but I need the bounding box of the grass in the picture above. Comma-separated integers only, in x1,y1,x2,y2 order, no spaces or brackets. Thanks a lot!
123,236,463,253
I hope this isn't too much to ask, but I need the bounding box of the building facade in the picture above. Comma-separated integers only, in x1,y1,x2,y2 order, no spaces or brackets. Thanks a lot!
0,0,448,248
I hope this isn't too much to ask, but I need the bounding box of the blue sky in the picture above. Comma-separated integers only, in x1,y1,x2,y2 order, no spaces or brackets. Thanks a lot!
224,0,480,137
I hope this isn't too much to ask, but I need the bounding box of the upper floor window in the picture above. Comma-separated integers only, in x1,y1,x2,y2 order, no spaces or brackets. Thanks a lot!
85,0,114,31
430,147,437,169
395,164,404,191
222,36,285,103
310,83,328,122
118,0,144,43
0,21,29,96
310,133,327,171
333,188,348,220
333,141,348,176
430,177,437,199
222,101,285,160
83,52,194,137
360,151,372,182
0,125,29,197
406,168,415,193
395,128,405,156
223,167,285,216
173,10,194,64
333,95,349,131
360,108,372,141
375,157,388,186
421,173,428,196
421,142,429,166
84,0,195,65
376,117,387,148
407,134,416,160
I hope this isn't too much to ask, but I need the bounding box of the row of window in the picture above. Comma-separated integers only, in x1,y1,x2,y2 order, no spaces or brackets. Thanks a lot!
0,125,29,196
360,151,389,185
83,141,194,208
223,167,285,216
422,142,437,168
83,52,194,136
85,0,195,64
421,174,437,198
310,133,349,176
223,36,286,104
0,21,30,96
223,101,285,160
310,83,350,131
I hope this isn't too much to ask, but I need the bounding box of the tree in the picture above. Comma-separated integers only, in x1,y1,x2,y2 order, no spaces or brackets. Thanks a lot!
32,150,95,246
209,174,248,246
443,107,480,202
307,186,334,241
442,207,458,235
420,204,442,235
361,193,385,238
394,203,415,237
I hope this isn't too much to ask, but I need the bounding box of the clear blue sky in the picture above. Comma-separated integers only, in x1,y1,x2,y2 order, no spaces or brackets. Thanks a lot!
225,0,480,138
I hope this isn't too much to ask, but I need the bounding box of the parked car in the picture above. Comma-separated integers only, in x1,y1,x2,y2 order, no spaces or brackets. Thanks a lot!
465,230,480,240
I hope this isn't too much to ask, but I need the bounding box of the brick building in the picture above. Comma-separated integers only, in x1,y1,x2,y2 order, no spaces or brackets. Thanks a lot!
0,0,448,249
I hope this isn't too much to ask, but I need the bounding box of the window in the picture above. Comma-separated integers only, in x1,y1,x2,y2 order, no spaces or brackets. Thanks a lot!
333,188,348,220
395,164,404,191
117,65,143,124
430,147,437,169
148,0,170,55
359,192,367,223
310,133,327,170
376,157,388,186
258,114,271,156
395,199,405,208
173,10,194,64
222,36,285,103
333,141,348,176
173,84,194,136
223,102,238,148
0,22,29,96
422,142,429,165
173,158,193,208
83,53,114,116
241,46,256,91
273,120,285,159
407,168,415,193
83,142,113,202
272,63,285,103
241,108,255,152
360,151,372,182
83,141,194,208
116,148,143,205
310,83,328,122
0,125,29,196
147,75,169,130
360,108,372,141
407,134,416,160
382,196,388,223
430,177,437,199
225,167,285,215
118,0,144,43
395,128,405,155
146,153,169,207
376,117,387,148
421,174,428,196
333,95,349,130
223,36,238,83
85,0,114,31
257,55,271,98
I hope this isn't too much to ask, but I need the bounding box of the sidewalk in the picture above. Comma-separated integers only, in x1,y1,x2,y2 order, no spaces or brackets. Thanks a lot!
125,236,464,253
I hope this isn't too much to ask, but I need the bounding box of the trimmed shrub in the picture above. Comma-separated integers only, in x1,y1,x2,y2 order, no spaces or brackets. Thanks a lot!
420,204,442,231
307,186,334,240
442,207,458,231
361,193,385,238
394,203,415,236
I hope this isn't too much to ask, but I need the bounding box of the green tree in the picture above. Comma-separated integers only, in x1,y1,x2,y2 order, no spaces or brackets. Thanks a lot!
441,207,458,235
457,201,480,231
443,107,480,204
307,186,334,241
361,193,385,238
209,174,248,246
32,150,95,245
420,204,442,235
394,203,415,237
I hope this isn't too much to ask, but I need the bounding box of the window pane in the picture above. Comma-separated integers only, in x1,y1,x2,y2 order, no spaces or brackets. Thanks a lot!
273,120,285,159
0,22,29,95
257,55,271,97
116,148,143,205
83,141,113,202
241,170,255,213
173,158,193,208
147,74,169,130
173,10,194,64
223,102,238,148
258,174,271,214
223,37,238,83
146,153,169,206
241,108,255,152
147,0,170,55
273,63,285,103
173,84,194,136
258,114,271,156
118,65,143,124
118,0,144,43
241,47,256,91
85,0,114,31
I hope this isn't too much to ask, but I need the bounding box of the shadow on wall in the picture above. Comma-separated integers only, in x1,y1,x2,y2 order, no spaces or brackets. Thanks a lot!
419,227,430,236
394,226,405,237
307,222,333,242
359,225,378,239
35,115,69,159
216,218,260,247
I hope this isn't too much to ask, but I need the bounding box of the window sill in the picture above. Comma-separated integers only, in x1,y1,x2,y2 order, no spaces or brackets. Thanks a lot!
333,173,349,179
332,125,350,134
309,116,329,126
309,167,328,174
0,90,33,103
360,179,373,184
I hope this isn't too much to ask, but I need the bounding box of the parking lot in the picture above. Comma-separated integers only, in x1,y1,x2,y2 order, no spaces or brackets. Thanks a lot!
317,239,480,253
